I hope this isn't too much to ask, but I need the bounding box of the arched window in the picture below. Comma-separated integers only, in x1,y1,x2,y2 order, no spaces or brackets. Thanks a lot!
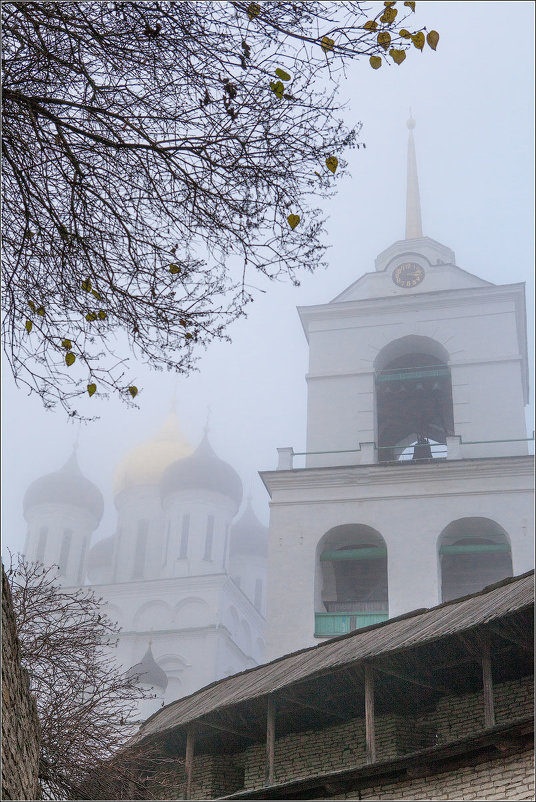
162,520,171,566
438,518,513,602
36,526,48,563
315,524,388,637
77,537,87,584
204,515,214,561
133,520,148,579
58,529,72,576
178,514,190,560
375,337,454,463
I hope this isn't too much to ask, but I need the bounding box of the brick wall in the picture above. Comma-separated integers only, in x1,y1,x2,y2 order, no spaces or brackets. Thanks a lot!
139,674,533,799
335,746,535,800
145,754,244,800
237,674,533,792
1,565,41,800
421,676,534,746
240,712,435,791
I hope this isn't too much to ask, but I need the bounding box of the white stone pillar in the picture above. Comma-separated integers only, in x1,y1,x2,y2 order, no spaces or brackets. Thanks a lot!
359,442,377,465
446,435,462,460
277,448,294,470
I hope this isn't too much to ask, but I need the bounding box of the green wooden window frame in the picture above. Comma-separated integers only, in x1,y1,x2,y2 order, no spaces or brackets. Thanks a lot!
439,544,510,555
315,612,388,637
320,547,387,562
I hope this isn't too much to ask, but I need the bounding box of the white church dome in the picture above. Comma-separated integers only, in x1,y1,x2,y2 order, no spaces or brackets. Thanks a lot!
160,433,243,510
23,450,104,526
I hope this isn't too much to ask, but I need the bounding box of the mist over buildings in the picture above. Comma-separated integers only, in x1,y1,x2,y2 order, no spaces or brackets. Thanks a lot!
3,0,534,565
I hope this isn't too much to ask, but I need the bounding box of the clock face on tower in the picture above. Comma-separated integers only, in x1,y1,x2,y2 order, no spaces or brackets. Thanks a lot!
392,262,425,288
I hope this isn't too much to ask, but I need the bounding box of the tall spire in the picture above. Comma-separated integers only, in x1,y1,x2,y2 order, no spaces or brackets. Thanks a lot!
405,112,423,239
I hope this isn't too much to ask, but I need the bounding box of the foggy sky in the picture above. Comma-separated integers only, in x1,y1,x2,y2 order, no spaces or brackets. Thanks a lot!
2,1,534,559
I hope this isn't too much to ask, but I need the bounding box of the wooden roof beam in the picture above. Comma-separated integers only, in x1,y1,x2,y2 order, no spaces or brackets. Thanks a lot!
487,622,533,652
372,662,451,695
200,715,260,742
279,689,349,722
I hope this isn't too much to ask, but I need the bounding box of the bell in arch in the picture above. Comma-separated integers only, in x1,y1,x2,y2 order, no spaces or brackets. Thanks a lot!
412,435,433,461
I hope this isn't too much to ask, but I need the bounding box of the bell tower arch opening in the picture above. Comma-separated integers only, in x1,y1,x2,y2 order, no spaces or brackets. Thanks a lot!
438,517,513,603
315,524,388,637
375,336,454,463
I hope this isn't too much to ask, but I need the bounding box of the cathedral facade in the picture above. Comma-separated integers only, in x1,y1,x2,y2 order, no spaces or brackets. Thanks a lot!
23,413,267,719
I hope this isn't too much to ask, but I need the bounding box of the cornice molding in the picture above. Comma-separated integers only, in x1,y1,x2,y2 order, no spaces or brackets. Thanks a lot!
260,456,535,497
299,282,525,324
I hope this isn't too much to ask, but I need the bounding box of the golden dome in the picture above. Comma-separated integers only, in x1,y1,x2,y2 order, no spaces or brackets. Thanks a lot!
113,410,193,496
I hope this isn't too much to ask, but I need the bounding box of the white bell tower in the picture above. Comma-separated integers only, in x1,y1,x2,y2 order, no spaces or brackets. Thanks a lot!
262,117,534,661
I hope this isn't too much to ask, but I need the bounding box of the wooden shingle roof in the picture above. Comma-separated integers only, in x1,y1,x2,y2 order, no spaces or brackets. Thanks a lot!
136,571,533,744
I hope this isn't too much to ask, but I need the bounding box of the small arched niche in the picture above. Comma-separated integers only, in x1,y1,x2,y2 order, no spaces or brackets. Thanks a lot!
438,517,513,603
374,336,454,463
315,525,388,637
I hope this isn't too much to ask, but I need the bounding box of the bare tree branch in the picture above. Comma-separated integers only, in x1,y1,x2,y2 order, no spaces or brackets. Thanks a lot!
2,2,434,416
6,554,149,800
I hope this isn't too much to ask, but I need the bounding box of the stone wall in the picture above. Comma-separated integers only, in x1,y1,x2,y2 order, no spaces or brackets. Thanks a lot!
238,675,533,792
145,754,244,800
335,746,534,800
141,674,533,799
1,565,41,800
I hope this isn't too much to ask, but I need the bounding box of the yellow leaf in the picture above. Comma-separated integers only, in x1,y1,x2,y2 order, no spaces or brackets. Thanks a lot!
185,332,193,339
377,31,391,50
370,55,382,69
169,263,181,274
247,2,260,20
404,1,416,10
270,80,284,99
390,48,406,64
380,8,397,24
287,213,300,230
399,29,412,38
61,339,72,349
87,383,97,397
321,36,334,53
363,20,378,31
25,320,33,334
427,30,439,50
325,156,338,174
275,68,291,81
81,278,92,292
412,31,425,50
92,289,102,301
28,300,36,312
36,306,45,316
384,1,396,5
65,352,76,367
97,310,107,320
86,312,97,322
128,386,138,398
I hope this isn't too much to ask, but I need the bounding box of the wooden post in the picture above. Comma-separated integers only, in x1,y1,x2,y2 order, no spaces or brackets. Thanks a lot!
364,664,376,763
184,725,195,800
481,638,495,728
265,696,276,786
